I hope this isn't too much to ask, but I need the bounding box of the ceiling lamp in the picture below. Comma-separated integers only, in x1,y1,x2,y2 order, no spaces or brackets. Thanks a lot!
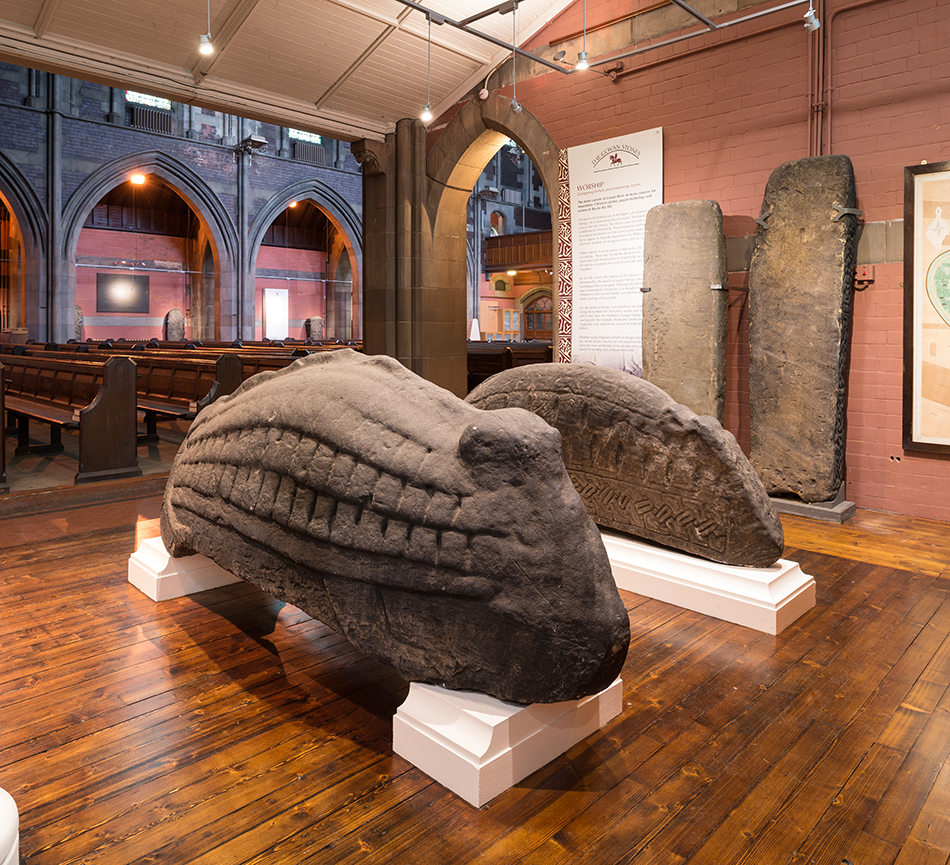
130,173,146,185
199,0,214,54
803,0,820,30
421,14,433,123
576,0,589,69
510,1,521,113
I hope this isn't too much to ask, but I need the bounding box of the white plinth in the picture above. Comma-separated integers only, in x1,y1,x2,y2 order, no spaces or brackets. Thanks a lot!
0,787,18,865
602,531,815,635
393,678,623,808
128,536,242,601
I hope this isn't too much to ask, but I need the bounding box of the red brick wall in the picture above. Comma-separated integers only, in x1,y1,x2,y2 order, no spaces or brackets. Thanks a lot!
510,0,950,520
75,228,188,341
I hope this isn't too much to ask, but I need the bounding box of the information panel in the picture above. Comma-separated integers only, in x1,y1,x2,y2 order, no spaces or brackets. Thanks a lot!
567,128,663,372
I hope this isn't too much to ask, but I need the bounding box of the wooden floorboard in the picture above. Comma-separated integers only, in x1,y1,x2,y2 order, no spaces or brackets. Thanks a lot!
2,502,950,864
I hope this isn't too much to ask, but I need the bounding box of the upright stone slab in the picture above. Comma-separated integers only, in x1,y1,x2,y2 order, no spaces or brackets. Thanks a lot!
75,305,83,341
748,155,858,503
642,200,728,421
165,308,186,341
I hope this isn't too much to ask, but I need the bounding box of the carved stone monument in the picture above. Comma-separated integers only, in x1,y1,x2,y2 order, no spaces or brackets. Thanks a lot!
467,364,784,568
642,200,728,421
748,155,859,503
164,308,186,342
161,350,630,705
74,305,83,341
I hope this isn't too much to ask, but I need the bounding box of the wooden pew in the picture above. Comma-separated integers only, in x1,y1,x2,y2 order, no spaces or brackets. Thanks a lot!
2,346,244,440
2,355,141,484
0,365,7,493
466,341,553,393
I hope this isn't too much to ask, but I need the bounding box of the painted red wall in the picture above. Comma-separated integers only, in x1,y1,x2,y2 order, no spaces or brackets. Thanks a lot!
254,246,327,341
75,228,188,341
509,0,950,520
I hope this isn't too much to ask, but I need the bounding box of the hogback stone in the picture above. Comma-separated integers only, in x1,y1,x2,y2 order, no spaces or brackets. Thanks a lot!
748,155,858,503
161,350,630,704
642,200,728,421
466,364,784,568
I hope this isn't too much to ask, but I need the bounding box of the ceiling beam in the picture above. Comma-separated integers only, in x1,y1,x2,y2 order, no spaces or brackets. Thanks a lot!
33,0,63,38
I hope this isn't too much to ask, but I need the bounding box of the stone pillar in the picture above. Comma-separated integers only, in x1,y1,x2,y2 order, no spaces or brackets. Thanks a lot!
46,75,65,342
107,87,123,124
278,126,290,158
25,69,41,108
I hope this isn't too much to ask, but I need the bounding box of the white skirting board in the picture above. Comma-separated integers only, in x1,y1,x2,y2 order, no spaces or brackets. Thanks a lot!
602,531,815,635
393,679,623,808
128,536,243,601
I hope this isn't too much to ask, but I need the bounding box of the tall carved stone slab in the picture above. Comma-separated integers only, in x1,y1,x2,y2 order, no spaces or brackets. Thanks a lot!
748,155,858,503
642,200,728,421
466,364,784,568
164,308,185,342
161,350,629,705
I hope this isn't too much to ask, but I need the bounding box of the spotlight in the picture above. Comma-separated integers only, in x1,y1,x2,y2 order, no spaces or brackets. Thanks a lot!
289,201,297,208
510,99,523,113
803,2,820,31
199,34,214,55
130,173,146,185
421,104,433,123
576,50,589,70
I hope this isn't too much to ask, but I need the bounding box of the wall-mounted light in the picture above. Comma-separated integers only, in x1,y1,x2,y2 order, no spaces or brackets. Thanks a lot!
130,173,146,185
289,201,298,208
507,269,517,276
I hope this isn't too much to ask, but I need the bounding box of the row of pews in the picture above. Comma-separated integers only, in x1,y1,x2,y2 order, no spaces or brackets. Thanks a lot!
1,337,552,490
0,338,361,488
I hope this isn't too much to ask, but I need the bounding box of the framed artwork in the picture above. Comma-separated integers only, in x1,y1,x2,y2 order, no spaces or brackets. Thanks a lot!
96,273,149,313
904,161,950,453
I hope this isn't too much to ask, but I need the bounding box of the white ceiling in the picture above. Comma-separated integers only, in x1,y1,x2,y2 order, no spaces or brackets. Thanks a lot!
0,0,575,141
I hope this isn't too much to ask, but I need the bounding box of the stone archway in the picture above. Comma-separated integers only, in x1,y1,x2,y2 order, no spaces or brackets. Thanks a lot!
354,94,559,396
61,151,239,342
0,152,48,340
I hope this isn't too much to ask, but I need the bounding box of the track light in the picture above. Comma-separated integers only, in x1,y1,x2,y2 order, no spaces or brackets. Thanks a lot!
803,1,820,31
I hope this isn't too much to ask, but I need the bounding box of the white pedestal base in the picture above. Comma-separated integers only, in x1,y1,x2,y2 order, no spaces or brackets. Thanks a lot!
602,531,815,635
393,679,623,808
128,536,242,601
0,787,18,865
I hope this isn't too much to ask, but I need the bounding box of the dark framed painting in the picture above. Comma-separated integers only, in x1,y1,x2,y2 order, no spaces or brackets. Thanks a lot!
903,161,950,453
96,273,149,314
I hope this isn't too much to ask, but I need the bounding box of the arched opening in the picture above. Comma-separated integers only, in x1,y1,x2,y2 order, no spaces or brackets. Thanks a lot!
0,194,26,341
249,184,362,343
75,174,206,341
427,95,559,378
62,151,238,344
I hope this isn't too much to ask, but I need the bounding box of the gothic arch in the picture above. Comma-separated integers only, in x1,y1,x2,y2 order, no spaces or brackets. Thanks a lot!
247,179,362,279
59,151,239,341
0,151,48,338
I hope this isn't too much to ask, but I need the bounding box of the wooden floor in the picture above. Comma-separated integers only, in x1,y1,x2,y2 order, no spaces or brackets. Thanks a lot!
2,497,950,865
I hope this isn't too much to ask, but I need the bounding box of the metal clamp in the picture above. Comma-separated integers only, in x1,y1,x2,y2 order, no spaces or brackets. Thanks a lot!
755,212,770,230
832,203,863,222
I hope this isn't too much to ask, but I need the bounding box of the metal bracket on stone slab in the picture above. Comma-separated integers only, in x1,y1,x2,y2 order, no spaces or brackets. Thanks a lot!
755,212,770,230
640,286,651,292
710,283,728,291
832,204,863,223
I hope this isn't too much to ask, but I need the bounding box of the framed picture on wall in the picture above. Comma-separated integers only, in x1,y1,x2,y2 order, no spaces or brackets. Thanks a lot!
96,273,150,314
904,161,950,453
